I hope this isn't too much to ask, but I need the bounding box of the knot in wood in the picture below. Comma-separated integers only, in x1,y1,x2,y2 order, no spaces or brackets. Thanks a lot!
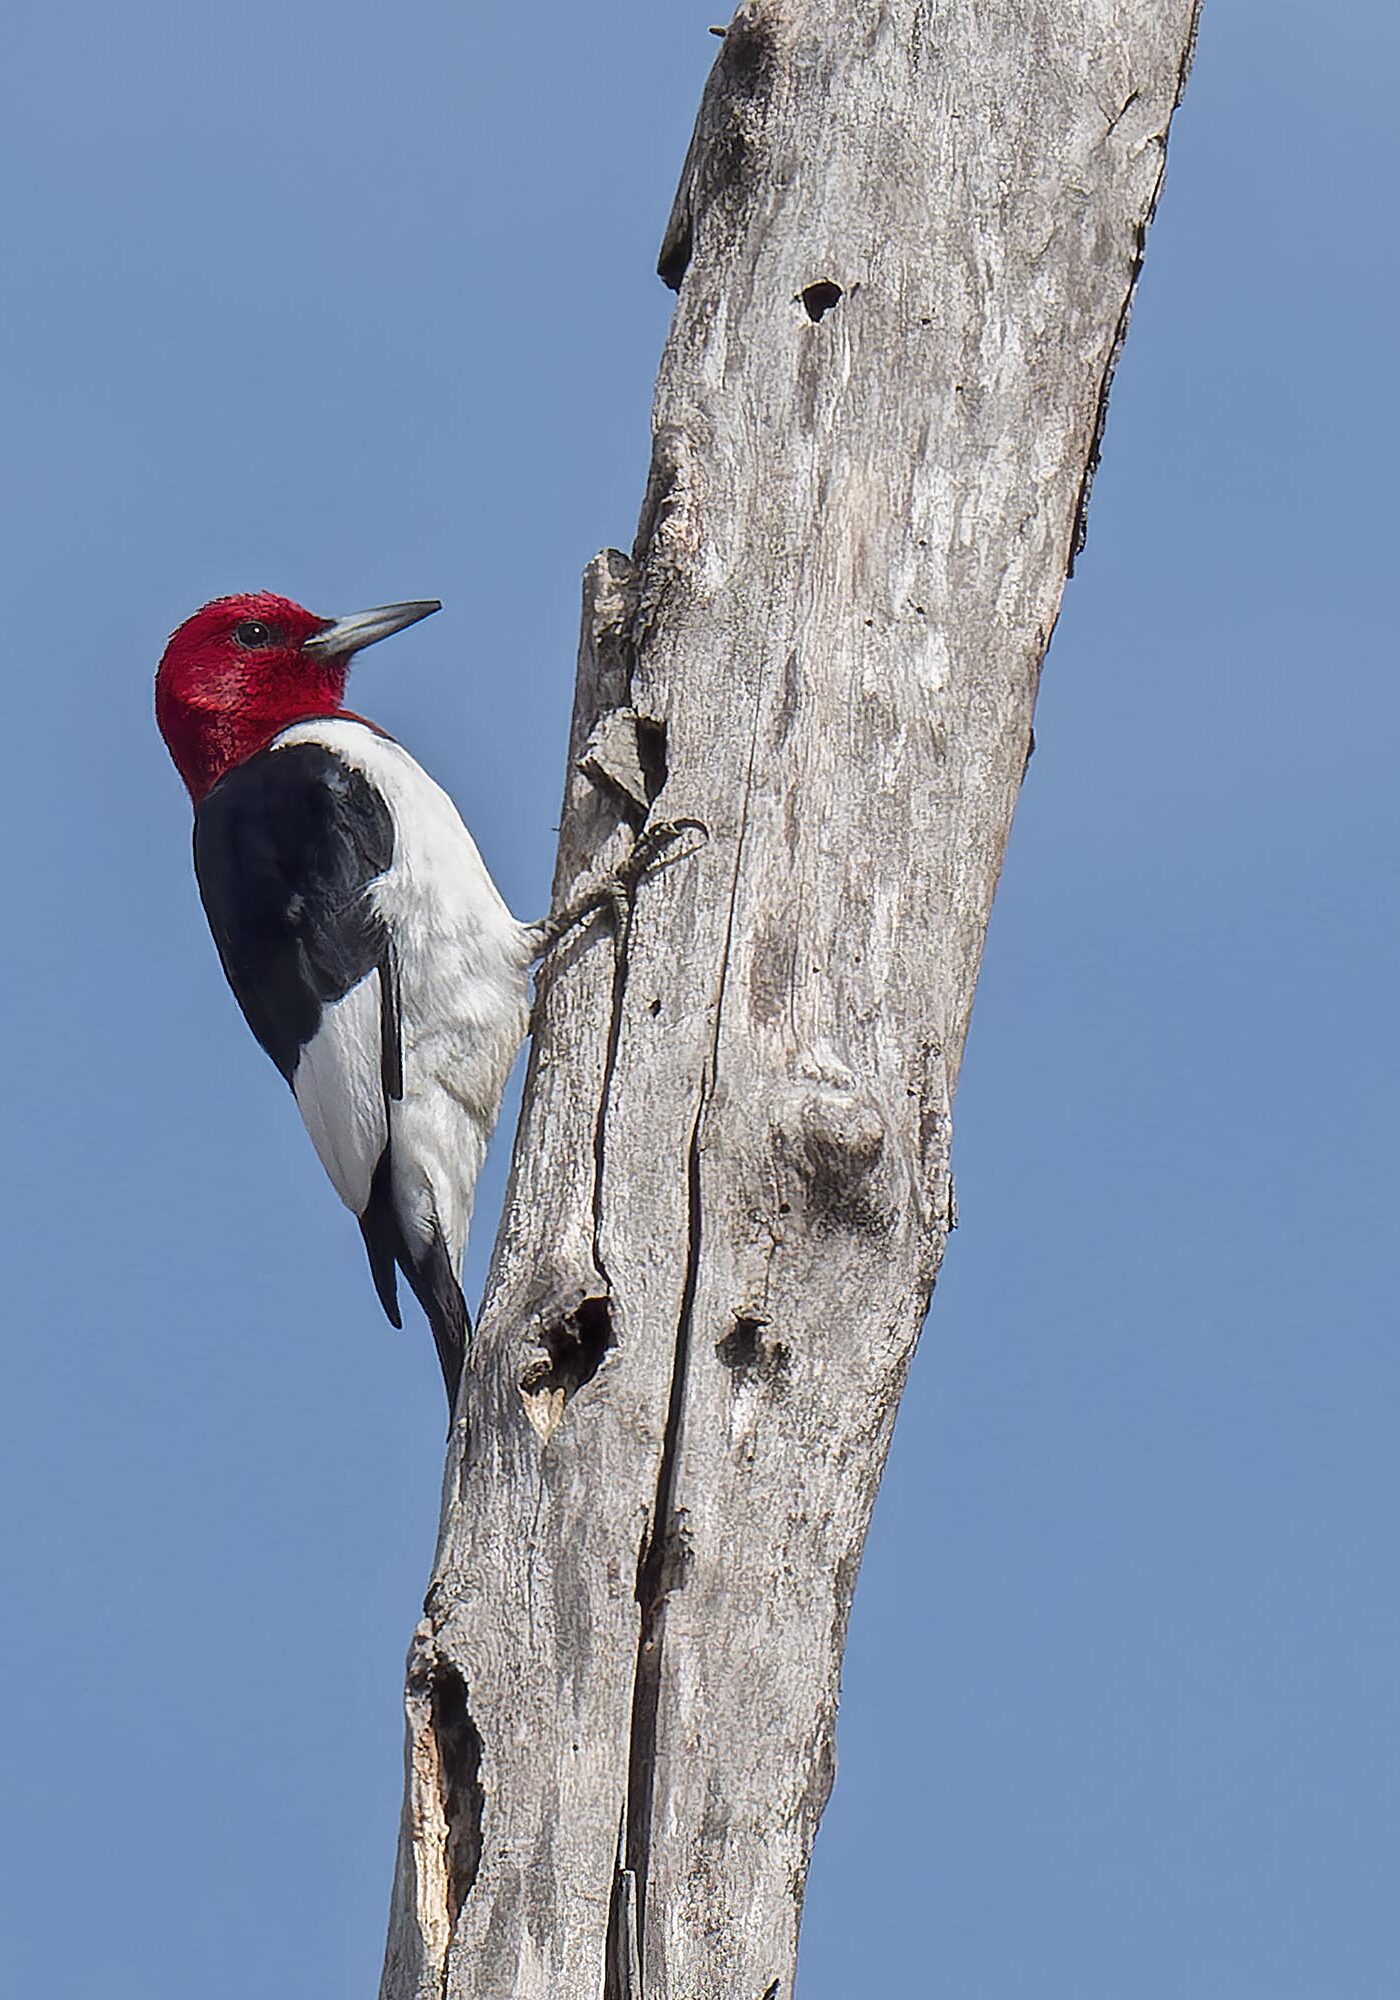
716,1314,791,1386
774,1085,899,1235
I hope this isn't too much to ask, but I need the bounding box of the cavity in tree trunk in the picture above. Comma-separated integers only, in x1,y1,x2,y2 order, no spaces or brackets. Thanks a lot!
379,3,1202,1995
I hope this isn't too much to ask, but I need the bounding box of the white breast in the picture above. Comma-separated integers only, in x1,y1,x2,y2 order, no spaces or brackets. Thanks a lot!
273,718,533,1269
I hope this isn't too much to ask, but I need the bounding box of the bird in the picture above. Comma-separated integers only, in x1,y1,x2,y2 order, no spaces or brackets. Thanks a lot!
155,590,536,1410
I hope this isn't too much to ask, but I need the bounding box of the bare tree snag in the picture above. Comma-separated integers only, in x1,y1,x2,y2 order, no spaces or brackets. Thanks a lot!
379,3,1202,1995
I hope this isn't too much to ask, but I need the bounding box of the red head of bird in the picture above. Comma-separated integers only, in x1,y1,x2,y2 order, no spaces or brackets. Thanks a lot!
155,590,440,803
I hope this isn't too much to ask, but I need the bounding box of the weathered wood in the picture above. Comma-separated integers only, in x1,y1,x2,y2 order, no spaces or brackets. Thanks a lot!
379,4,1201,1995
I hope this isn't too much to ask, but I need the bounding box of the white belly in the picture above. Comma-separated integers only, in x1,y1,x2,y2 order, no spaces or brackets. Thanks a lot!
274,718,533,1267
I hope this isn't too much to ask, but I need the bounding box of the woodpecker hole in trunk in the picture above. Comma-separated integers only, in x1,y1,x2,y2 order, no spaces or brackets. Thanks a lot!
798,280,843,322
519,1296,616,1442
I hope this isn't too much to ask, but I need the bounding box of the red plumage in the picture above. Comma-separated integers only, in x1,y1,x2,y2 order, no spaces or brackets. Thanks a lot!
155,592,347,803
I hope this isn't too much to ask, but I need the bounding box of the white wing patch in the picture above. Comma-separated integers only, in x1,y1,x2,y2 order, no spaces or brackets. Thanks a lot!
292,970,388,1215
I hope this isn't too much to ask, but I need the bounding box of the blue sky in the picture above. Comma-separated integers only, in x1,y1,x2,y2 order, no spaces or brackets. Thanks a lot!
2,3,1397,1995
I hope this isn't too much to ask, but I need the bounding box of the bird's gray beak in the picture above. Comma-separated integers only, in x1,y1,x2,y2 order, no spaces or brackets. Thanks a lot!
302,599,441,660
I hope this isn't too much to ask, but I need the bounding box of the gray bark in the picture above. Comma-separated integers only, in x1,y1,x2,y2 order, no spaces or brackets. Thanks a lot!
379,3,1201,1995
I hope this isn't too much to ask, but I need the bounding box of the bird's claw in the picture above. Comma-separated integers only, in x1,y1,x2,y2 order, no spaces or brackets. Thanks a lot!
532,816,709,961
618,815,709,889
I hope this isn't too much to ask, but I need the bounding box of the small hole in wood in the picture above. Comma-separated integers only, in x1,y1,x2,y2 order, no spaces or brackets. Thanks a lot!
798,280,843,322
635,716,668,802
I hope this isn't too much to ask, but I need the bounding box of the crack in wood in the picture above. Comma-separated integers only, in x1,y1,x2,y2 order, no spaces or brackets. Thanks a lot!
430,1662,485,1935
620,1099,704,1955
604,1836,643,2000
588,618,663,1297
1104,87,1140,137
400,1632,486,1997
1068,212,1152,575
612,692,763,1985
591,868,641,1292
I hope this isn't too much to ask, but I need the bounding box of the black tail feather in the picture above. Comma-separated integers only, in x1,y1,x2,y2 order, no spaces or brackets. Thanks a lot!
358,1155,403,1328
399,1235,470,1415
357,1151,469,1412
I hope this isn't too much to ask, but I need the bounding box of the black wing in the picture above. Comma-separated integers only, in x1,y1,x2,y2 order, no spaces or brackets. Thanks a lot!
192,739,395,1083
193,735,468,1405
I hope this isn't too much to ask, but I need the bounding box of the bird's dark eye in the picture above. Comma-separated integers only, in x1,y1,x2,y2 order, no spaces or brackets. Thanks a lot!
233,619,273,648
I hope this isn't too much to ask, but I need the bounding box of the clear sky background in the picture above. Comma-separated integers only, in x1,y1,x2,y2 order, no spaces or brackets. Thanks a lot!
2,3,1396,1995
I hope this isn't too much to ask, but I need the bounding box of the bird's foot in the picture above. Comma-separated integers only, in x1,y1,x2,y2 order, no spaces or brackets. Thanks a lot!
531,817,708,960
617,816,708,893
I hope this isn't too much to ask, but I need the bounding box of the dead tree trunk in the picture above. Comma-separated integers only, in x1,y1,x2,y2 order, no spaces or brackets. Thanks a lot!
379,3,1201,1994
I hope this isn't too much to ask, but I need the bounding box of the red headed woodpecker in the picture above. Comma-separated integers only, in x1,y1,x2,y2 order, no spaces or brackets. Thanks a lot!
155,591,533,1407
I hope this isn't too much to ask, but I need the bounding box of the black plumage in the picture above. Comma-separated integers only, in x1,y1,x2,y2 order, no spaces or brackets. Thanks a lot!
192,738,469,1405
193,740,394,1080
